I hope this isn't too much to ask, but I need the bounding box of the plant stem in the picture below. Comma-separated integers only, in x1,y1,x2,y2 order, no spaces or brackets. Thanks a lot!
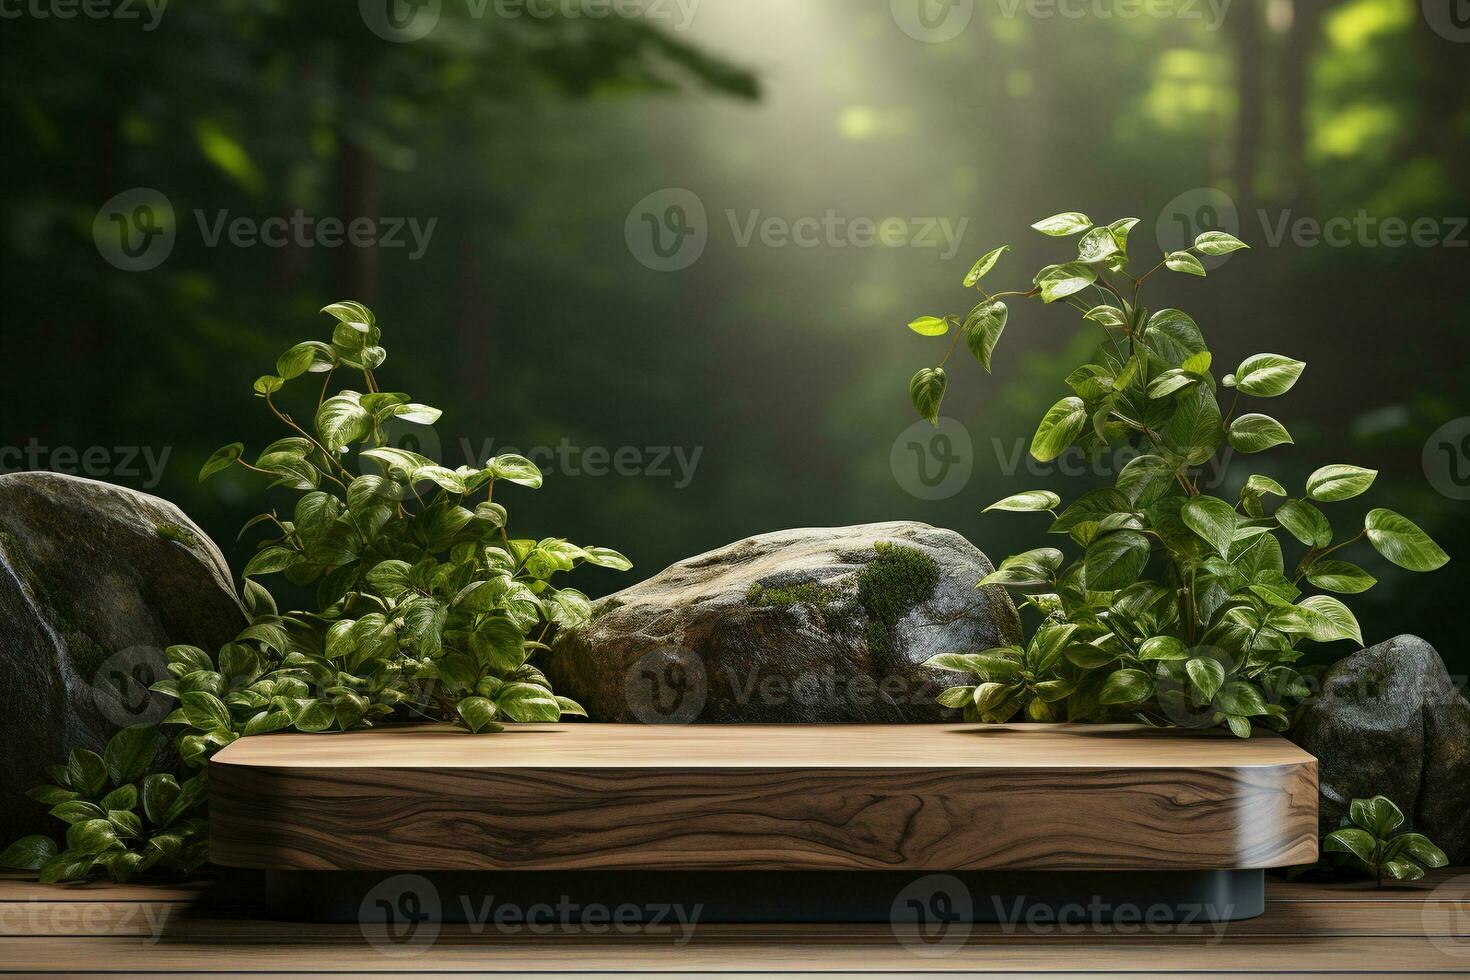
1291,530,1367,583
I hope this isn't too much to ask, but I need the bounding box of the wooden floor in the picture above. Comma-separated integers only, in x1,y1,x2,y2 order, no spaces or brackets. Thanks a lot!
1,869,1466,976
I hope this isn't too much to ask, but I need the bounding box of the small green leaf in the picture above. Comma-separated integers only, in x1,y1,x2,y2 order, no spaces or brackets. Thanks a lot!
315,393,371,452
1083,530,1151,591
963,245,1010,286
1228,414,1294,453
1083,305,1129,329
1164,251,1206,276
962,301,1007,371
1243,474,1288,498
276,340,336,379
1365,509,1449,572
489,453,544,488
1298,594,1363,644
456,696,501,734
1186,657,1225,702
907,315,948,337
1076,226,1120,263
180,691,232,734
1352,795,1405,837
1324,826,1376,863
984,490,1060,513
1182,496,1238,556
1030,396,1087,462
1304,560,1377,594
1276,499,1333,548
496,682,561,723
1383,857,1426,881
1193,231,1249,255
1031,212,1092,236
1215,680,1267,716
1138,636,1189,661
102,727,161,784
1147,369,1198,399
1392,832,1448,869
909,367,948,427
1233,353,1305,397
0,835,59,871
199,443,244,482
1035,262,1097,303
1099,668,1154,704
66,749,107,797
582,546,633,571
252,375,284,396
1306,464,1377,502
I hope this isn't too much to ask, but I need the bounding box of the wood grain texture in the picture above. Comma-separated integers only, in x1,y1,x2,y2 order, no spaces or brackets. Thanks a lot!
1,871,1465,975
210,723,1317,872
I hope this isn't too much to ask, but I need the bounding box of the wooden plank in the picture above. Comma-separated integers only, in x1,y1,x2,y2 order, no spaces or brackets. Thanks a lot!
210,724,1318,873
0,872,208,904
2,933,1467,973
1269,867,1470,902
0,900,1462,939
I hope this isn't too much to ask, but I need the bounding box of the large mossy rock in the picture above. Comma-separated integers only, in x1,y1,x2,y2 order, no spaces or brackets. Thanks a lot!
547,522,1021,723
1290,634,1470,864
0,472,246,842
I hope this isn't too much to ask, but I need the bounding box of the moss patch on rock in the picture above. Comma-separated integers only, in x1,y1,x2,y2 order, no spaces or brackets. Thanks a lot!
748,542,940,665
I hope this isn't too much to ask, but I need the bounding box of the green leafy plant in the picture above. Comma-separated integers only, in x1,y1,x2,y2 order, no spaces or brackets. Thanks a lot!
0,728,208,883
186,300,627,740
1324,795,1448,885
902,212,1448,735
3,301,628,882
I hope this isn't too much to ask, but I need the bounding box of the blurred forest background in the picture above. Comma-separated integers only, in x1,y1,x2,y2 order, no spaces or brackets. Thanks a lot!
2,0,1467,673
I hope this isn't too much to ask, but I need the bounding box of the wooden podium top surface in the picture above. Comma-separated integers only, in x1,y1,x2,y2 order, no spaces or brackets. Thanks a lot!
212,722,1315,770
209,723,1318,872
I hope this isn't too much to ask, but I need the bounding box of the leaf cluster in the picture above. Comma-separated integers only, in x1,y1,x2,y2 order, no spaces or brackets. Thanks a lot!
904,213,1447,736
4,301,630,882
0,728,207,883
1324,795,1448,883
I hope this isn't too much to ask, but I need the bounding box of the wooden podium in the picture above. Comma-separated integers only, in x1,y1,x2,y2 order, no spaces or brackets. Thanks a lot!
210,723,1317,923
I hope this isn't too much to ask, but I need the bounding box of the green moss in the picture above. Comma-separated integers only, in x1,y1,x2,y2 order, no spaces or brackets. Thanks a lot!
746,542,940,664
856,542,940,663
154,521,198,547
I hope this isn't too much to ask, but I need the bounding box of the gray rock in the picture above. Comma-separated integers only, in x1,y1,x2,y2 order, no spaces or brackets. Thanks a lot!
547,522,1022,723
0,472,246,843
1290,634,1470,864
